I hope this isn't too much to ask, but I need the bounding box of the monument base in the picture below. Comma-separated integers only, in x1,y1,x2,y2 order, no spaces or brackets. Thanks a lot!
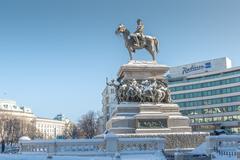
104,61,208,149
107,103,192,134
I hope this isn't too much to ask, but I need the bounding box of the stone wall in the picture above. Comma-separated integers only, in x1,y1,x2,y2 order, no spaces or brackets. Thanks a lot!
116,132,209,149
19,135,165,157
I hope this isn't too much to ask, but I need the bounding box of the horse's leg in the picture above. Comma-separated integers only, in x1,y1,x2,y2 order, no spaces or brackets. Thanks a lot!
128,48,133,60
145,40,156,61
150,39,156,61
154,38,159,53
129,52,133,60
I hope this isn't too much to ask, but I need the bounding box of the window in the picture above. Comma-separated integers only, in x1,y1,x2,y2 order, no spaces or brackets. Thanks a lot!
174,86,240,100
204,117,212,123
202,91,208,96
207,99,212,105
215,89,221,94
207,91,212,96
170,77,240,92
187,93,193,98
233,115,238,121
237,106,240,111
222,98,228,103
213,117,222,122
227,106,233,112
191,119,195,123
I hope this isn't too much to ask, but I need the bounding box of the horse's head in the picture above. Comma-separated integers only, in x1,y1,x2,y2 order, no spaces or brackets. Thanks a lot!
115,24,127,35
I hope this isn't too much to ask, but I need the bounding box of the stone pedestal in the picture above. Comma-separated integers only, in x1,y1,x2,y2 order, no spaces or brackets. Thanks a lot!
118,60,169,80
107,103,192,134
107,61,192,134
103,60,209,149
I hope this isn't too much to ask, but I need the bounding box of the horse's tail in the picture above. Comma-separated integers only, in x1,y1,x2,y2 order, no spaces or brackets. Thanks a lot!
154,38,159,53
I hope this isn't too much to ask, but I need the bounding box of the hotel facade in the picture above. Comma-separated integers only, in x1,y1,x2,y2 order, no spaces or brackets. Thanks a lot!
168,57,240,133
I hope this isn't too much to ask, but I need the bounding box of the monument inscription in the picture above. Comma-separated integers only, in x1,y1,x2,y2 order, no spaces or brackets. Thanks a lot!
138,119,167,129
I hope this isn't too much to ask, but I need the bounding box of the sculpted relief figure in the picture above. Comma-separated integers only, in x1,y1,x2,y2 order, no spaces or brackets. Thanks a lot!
157,80,172,103
108,78,172,104
153,82,166,103
115,19,159,61
141,80,154,102
118,84,128,102
162,88,172,103
125,79,141,102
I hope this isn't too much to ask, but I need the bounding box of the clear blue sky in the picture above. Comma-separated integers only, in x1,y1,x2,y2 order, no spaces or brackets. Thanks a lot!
0,0,240,121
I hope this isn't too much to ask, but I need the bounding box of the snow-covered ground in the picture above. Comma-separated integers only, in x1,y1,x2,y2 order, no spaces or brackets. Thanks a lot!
0,154,165,160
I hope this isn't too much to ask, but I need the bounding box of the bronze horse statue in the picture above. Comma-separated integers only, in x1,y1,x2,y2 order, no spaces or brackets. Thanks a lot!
115,24,159,61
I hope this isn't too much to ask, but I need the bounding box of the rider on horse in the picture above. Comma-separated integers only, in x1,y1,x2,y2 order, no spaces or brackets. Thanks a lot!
115,19,159,61
132,19,145,47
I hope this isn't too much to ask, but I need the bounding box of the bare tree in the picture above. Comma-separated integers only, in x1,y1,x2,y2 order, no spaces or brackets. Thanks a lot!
0,113,38,146
78,111,98,139
0,114,8,152
7,118,21,144
20,119,37,140
5,118,36,144
63,122,81,139
96,112,104,134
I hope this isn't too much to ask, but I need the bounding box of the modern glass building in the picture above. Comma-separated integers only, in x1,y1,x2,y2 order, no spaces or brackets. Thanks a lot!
168,57,240,133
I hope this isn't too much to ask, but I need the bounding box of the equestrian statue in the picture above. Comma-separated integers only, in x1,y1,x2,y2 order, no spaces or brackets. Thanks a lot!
115,19,159,61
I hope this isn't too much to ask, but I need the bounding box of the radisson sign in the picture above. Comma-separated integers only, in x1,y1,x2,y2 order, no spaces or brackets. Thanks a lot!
182,62,211,75
168,57,232,78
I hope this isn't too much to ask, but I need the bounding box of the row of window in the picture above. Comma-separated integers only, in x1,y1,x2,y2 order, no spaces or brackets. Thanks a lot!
37,124,63,129
192,124,217,131
0,105,18,108
178,95,240,107
169,77,240,92
192,125,240,133
229,127,240,133
191,115,240,124
39,128,61,133
169,69,240,85
172,86,240,100
181,105,240,116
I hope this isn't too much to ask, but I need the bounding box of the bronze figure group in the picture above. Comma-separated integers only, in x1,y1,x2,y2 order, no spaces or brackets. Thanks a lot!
107,79,172,104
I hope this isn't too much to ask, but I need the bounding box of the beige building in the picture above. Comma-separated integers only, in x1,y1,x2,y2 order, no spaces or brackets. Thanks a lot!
0,99,35,120
0,99,68,139
35,117,66,139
